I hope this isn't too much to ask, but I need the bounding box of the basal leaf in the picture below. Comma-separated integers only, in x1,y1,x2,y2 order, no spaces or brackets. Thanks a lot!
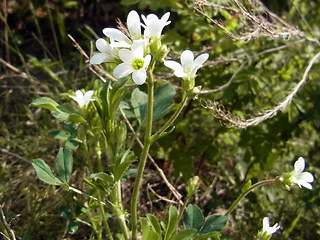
172,229,198,240
32,159,63,185
164,205,178,240
183,204,204,231
199,215,228,235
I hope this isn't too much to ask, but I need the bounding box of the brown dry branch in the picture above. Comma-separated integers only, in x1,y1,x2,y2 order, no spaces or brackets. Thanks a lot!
147,184,178,204
194,0,305,42
202,51,320,129
68,34,117,82
0,204,16,240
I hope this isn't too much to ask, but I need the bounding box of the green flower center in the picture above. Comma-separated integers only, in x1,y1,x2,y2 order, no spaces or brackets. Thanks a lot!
132,58,144,70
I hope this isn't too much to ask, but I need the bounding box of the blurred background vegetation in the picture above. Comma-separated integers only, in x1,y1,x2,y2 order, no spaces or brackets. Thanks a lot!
1,0,320,239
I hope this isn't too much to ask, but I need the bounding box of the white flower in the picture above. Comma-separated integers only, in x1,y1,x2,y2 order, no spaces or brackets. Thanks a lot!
90,39,118,64
164,50,209,80
141,12,171,38
69,90,95,107
127,10,142,40
113,44,151,85
291,157,314,189
103,10,143,48
262,217,280,236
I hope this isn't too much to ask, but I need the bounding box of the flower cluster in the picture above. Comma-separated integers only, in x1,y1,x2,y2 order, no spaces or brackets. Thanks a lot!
90,10,170,85
90,10,209,88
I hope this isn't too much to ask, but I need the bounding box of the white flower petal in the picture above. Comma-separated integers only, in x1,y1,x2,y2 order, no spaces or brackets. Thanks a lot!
127,10,141,39
194,53,209,66
144,55,151,68
110,41,131,48
131,44,144,59
103,28,130,42
90,53,113,64
181,50,194,70
299,181,313,189
119,49,135,63
132,69,146,85
298,172,314,183
174,70,188,78
161,12,170,22
294,157,305,174
263,217,270,232
164,60,183,72
96,39,111,53
113,63,133,79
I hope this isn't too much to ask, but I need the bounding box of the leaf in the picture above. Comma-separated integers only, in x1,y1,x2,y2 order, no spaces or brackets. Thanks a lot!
153,83,176,121
65,139,79,151
32,159,63,185
164,205,179,240
131,88,148,123
171,229,198,240
50,130,71,141
114,151,137,182
131,83,176,124
183,204,204,231
58,206,73,219
67,221,78,234
199,215,228,235
56,148,73,183
91,172,114,185
140,218,162,240
146,214,162,234
30,97,59,111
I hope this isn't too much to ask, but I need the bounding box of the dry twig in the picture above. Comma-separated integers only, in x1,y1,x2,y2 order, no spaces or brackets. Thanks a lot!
203,51,320,128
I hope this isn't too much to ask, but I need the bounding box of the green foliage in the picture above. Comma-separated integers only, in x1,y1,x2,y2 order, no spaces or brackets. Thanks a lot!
56,148,73,183
131,83,176,123
32,159,63,185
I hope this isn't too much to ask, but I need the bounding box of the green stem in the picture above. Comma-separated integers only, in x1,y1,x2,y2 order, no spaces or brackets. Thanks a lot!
112,181,130,240
130,70,155,240
151,91,187,142
225,179,275,216
97,191,114,240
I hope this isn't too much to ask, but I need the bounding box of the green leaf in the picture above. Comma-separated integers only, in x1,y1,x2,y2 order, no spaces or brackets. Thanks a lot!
67,221,78,234
141,218,162,240
51,110,69,122
30,97,59,111
172,229,198,240
164,206,179,240
58,206,73,219
131,88,148,123
32,159,63,185
114,151,137,182
56,148,73,183
183,204,204,231
131,83,176,124
91,172,114,185
65,139,79,151
146,214,162,234
199,215,228,235
153,83,176,121
50,130,71,141
57,104,86,123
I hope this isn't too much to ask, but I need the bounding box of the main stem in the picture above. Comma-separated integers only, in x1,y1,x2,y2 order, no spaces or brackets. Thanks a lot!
130,72,154,240
225,179,275,216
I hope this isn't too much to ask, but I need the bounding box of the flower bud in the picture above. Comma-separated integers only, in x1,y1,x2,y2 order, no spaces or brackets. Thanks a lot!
186,176,200,199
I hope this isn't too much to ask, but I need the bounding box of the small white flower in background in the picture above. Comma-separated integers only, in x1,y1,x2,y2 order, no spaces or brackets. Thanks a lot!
291,157,314,189
69,90,95,107
164,50,209,80
262,217,280,236
127,10,142,40
113,44,151,85
142,12,171,38
90,39,118,64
